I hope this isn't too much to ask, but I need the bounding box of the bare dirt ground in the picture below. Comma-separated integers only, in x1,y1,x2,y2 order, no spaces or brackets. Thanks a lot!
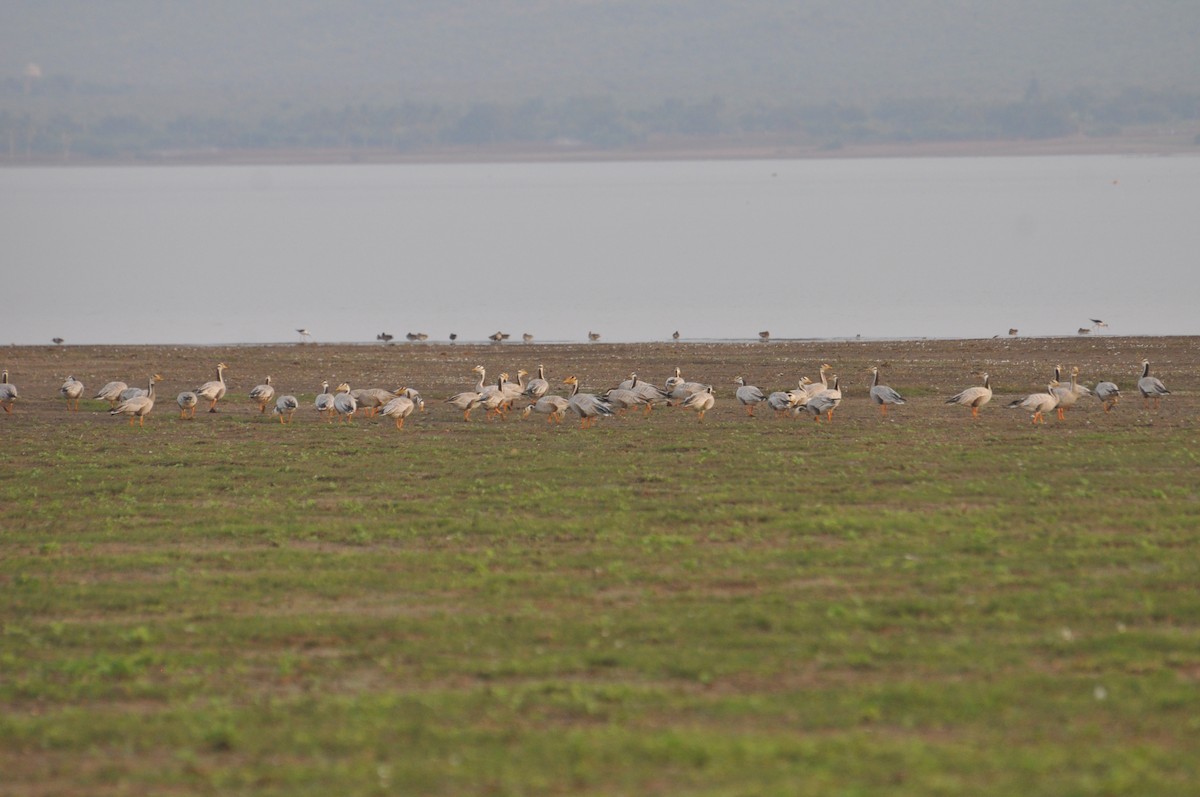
2,335,1193,430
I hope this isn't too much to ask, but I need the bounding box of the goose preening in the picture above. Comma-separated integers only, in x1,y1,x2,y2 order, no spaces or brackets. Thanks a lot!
59,375,84,411
177,391,198,419
682,384,716,421
396,388,425,411
314,381,335,421
110,374,161,427
1094,380,1121,413
666,367,707,404
249,376,275,414
195,363,229,413
0,369,19,413
94,380,128,409
946,373,993,418
563,375,614,429
868,366,906,417
1137,359,1170,409
273,395,299,424
379,395,417,430
734,376,766,416
522,393,570,424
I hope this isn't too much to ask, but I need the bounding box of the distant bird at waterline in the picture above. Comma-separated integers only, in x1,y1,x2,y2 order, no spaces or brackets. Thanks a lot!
758,331,770,342
296,328,312,343
588,331,601,342
59,376,84,411
52,337,64,345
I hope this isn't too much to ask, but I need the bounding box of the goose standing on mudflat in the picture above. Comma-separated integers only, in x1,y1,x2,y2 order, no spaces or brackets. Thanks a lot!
177,391,198,419
273,395,299,424
734,377,766,416
111,374,161,427
94,380,128,409
379,395,417,431
1049,366,1081,421
446,366,486,422
523,365,550,401
522,393,571,423
868,366,905,417
1007,382,1060,425
0,370,18,413
1094,380,1120,413
563,375,614,428
59,376,84,412
1137,359,1170,409
810,375,842,422
195,363,229,413
333,383,358,423
682,384,716,421
314,381,335,421
946,373,993,419
249,376,276,414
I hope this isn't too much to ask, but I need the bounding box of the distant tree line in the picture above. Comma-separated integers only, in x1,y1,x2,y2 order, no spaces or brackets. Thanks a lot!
3,77,1199,160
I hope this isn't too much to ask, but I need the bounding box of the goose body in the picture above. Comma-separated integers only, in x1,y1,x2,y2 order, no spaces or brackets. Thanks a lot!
522,394,570,423
563,376,614,428
524,365,550,400
249,376,275,414
946,373,993,418
682,384,716,421
177,391,198,419
1049,366,1081,420
195,363,229,412
734,377,766,416
94,380,128,408
314,381,336,420
0,370,18,413
272,395,299,424
868,367,905,417
111,374,161,426
1137,360,1169,408
332,385,358,423
810,375,842,422
351,387,398,417
1007,382,1060,424
379,396,416,430
1094,381,1120,412
59,376,84,411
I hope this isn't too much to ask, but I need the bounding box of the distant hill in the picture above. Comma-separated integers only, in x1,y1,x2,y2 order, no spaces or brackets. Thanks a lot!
3,1,1200,160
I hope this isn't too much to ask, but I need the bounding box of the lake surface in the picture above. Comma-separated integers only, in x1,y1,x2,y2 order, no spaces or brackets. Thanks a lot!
4,156,1199,345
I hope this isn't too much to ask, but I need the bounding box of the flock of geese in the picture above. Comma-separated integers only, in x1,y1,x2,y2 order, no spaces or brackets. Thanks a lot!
0,359,1173,430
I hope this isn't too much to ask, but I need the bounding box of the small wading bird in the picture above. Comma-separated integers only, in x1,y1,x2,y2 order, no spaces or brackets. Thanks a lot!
523,333,533,344
1008,382,1061,425
377,332,394,343
59,375,84,411
1091,318,1108,331
111,374,162,427
868,366,906,417
1137,359,1170,409
672,330,680,342
588,331,601,342
177,391,198,419
249,376,275,414
563,375,613,429
759,330,770,342
1008,328,1018,337
734,376,765,416
272,395,299,424
195,363,229,413
296,328,312,343
945,373,992,418
52,337,64,345
0,369,19,413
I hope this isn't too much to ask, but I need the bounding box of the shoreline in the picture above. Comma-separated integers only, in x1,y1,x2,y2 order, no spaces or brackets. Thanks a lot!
5,129,1199,169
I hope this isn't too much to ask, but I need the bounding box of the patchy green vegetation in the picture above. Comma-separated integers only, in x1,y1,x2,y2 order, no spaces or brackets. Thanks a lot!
2,340,1198,795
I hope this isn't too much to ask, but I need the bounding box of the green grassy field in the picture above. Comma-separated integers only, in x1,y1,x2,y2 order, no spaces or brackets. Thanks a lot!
2,339,1198,795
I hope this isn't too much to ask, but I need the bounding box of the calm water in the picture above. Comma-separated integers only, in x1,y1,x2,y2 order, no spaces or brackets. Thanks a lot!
4,156,1199,345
